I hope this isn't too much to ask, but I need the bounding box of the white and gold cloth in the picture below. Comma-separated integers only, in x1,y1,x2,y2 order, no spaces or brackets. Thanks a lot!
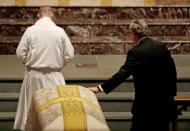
25,85,110,131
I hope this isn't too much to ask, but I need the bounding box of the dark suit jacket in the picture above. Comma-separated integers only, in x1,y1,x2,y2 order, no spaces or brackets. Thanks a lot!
101,38,177,120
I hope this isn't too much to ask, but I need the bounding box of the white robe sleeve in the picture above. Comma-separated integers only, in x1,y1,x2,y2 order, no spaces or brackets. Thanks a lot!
16,28,30,64
62,29,74,63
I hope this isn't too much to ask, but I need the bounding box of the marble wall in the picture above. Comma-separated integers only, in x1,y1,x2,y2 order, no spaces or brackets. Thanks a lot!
0,0,190,6
0,7,190,55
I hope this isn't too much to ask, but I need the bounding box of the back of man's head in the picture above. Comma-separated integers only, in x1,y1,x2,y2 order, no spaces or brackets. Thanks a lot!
37,6,54,19
129,19,149,37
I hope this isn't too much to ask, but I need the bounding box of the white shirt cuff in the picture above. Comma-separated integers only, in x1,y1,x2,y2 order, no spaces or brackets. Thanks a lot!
98,85,104,92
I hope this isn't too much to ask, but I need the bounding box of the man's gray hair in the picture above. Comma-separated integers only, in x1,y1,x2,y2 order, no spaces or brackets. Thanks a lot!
129,20,149,37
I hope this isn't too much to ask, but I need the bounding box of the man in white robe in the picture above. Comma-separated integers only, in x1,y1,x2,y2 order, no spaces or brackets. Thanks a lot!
14,6,74,130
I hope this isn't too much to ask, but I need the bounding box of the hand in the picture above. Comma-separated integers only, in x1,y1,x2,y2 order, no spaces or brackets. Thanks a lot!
88,87,101,93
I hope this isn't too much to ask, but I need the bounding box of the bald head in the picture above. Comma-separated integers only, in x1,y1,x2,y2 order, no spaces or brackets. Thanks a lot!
37,6,54,19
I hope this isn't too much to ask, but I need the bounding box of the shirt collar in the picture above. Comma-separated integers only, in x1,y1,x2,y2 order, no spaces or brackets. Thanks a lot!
35,17,55,26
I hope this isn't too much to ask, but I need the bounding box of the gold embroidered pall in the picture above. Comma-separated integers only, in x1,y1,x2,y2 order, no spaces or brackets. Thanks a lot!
25,85,110,131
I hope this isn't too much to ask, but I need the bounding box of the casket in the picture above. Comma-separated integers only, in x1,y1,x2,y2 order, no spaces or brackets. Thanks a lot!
25,85,110,131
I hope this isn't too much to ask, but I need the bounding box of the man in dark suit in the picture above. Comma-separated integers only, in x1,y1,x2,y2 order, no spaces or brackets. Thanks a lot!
88,20,177,131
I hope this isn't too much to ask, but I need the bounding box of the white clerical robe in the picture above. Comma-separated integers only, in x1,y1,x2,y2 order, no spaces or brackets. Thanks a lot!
14,17,74,130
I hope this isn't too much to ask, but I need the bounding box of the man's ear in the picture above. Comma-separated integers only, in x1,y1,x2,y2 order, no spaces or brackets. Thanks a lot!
50,13,54,19
131,32,139,45
37,13,41,19
131,32,135,42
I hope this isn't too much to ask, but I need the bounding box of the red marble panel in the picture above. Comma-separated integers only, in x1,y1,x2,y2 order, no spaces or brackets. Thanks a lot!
0,25,27,36
63,25,130,37
0,43,17,54
1,41,190,55
2,24,189,37
1,7,190,19
156,0,190,5
166,44,190,55
73,43,125,55
149,25,190,37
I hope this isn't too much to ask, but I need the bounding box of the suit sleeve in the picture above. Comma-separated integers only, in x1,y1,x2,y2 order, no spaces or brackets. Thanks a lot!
16,28,30,64
162,44,177,97
62,29,74,63
101,50,139,94
166,50,177,96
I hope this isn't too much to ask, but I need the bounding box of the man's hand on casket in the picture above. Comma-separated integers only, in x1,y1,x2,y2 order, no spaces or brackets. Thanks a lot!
88,87,101,93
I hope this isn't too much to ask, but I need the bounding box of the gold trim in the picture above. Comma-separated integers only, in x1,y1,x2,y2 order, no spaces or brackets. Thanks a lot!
57,85,87,131
144,0,155,5
101,0,112,6
58,0,69,6
15,0,26,6
37,97,101,113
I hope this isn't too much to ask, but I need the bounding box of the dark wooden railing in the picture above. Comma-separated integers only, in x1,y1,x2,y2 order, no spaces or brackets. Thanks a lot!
172,96,190,131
